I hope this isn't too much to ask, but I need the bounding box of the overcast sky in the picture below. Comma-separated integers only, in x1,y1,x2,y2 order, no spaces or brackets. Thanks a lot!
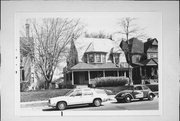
20,12,162,42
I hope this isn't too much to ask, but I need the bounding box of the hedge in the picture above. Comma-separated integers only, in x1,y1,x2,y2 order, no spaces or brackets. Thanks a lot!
146,84,158,92
90,76,129,87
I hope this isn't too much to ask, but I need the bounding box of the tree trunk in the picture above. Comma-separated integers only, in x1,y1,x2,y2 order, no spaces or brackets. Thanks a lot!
45,80,50,89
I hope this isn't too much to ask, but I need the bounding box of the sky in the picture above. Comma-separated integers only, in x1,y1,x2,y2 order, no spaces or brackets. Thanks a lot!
20,12,162,42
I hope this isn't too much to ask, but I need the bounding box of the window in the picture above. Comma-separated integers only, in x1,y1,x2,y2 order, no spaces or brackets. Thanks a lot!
142,86,149,90
96,53,101,63
102,54,106,63
89,54,94,63
83,91,93,96
114,54,119,64
71,90,82,96
134,86,143,90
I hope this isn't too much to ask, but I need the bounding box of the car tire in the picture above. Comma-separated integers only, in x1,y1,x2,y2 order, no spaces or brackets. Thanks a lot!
124,95,131,103
93,99,102,107
57,102,66,110
148,94,154,101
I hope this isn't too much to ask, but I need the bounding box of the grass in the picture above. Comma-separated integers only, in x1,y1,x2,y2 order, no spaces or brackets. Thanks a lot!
21,89,71,102
21,84,158,102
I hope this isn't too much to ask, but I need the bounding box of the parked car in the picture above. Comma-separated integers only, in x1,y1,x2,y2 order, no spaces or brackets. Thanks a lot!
115,85,156,103
48,88,109,110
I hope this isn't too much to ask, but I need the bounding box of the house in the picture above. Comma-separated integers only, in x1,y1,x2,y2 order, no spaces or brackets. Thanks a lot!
139,38,158,84
20,23,37,91
120,38,158,84
63,38,132,86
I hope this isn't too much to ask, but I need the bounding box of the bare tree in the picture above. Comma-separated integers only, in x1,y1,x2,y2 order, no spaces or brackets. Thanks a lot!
117,17,146,41
84,31,112,39
117,17,146,85
21,18,84,89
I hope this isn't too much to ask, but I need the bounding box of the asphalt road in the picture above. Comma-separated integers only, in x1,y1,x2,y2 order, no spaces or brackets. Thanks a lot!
20,97,159,115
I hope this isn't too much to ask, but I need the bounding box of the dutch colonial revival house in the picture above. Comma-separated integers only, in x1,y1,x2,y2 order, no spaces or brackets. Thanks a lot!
63,38,132,86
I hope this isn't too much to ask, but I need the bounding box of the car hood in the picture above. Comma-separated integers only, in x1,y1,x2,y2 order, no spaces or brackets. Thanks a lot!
50,96,68,100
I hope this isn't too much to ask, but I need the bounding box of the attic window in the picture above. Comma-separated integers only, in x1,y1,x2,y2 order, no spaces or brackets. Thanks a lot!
89,54,94,63
96,53,101,62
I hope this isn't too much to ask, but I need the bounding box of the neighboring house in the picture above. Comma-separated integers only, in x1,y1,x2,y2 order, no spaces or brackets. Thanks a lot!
139,38,158,84
120,38,158,84
20,23,37,91
63,38,132,86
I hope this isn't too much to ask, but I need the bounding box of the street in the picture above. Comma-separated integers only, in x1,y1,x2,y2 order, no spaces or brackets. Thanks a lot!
20,97,159,116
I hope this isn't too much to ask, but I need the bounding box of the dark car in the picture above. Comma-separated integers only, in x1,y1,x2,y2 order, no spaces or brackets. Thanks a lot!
115,85,156,103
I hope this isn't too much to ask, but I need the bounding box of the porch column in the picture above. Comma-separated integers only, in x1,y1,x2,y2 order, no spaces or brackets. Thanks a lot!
103,70,105,77
140,66,142,77
117,70,119,77
72,71,74,85
124,71,126,77
88,71,90,84
145,66,147,77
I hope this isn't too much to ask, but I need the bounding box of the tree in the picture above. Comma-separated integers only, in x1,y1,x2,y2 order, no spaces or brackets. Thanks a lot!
117,17,146,41
84,31,112,39
20,18,84,89
117,17,146,85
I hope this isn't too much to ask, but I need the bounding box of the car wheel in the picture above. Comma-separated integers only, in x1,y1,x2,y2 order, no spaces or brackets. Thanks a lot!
93,99,102,107
57,102,66,110
124,95,131,103
148,94,154,101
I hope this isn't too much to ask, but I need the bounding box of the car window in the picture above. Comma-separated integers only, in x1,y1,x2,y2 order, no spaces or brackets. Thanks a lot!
95,89,106,94
83,91,93,96
70,90,82,96
134,86,143,90
142,86,149,90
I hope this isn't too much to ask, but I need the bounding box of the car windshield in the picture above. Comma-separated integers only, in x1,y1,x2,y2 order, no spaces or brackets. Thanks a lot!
65,90,74,96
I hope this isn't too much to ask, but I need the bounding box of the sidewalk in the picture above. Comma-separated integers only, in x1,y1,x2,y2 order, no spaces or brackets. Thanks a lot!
21,100,48,108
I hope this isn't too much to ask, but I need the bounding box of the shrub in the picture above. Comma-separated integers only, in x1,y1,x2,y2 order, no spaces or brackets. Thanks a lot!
146,84,158,92
65,84,76,89
20,81,30,92
90,76,129,87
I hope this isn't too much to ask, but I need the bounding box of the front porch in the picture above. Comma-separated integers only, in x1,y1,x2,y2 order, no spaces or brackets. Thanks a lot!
65,69,131,85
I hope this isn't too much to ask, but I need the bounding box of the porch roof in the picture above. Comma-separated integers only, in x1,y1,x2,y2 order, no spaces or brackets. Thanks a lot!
70,62,130,71
139,58,158,66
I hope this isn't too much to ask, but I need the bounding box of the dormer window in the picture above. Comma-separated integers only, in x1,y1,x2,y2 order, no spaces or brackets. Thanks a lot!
84,52,106,63
89,54,94,63
112,53,120,64
96,53,101,63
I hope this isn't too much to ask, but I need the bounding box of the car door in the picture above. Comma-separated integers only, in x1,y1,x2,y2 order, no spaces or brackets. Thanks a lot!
82,89,94,104
68,90,83,105
133,86,144,99
142,85,150,98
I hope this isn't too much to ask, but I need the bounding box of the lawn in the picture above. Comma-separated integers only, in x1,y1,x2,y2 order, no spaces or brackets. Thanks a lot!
21,85,158,102
21,89,71,102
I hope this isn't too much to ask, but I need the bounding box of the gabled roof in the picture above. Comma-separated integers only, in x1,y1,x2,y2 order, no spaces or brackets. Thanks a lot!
84,38,113,53
144,38,158,53
139,58,158,66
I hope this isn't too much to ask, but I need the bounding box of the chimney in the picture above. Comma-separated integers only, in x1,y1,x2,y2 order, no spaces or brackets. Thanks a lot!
25,23,30,38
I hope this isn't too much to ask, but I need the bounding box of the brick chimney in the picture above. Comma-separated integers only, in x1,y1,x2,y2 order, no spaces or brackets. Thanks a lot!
25,23,30,38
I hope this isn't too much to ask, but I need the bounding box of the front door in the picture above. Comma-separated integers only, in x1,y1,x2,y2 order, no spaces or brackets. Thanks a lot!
77,72,88,85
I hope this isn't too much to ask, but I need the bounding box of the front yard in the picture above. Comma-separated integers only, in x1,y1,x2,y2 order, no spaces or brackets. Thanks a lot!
21,85,158,102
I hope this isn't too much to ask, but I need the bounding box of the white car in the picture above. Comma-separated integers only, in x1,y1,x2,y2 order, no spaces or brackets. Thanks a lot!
48,88,109,110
